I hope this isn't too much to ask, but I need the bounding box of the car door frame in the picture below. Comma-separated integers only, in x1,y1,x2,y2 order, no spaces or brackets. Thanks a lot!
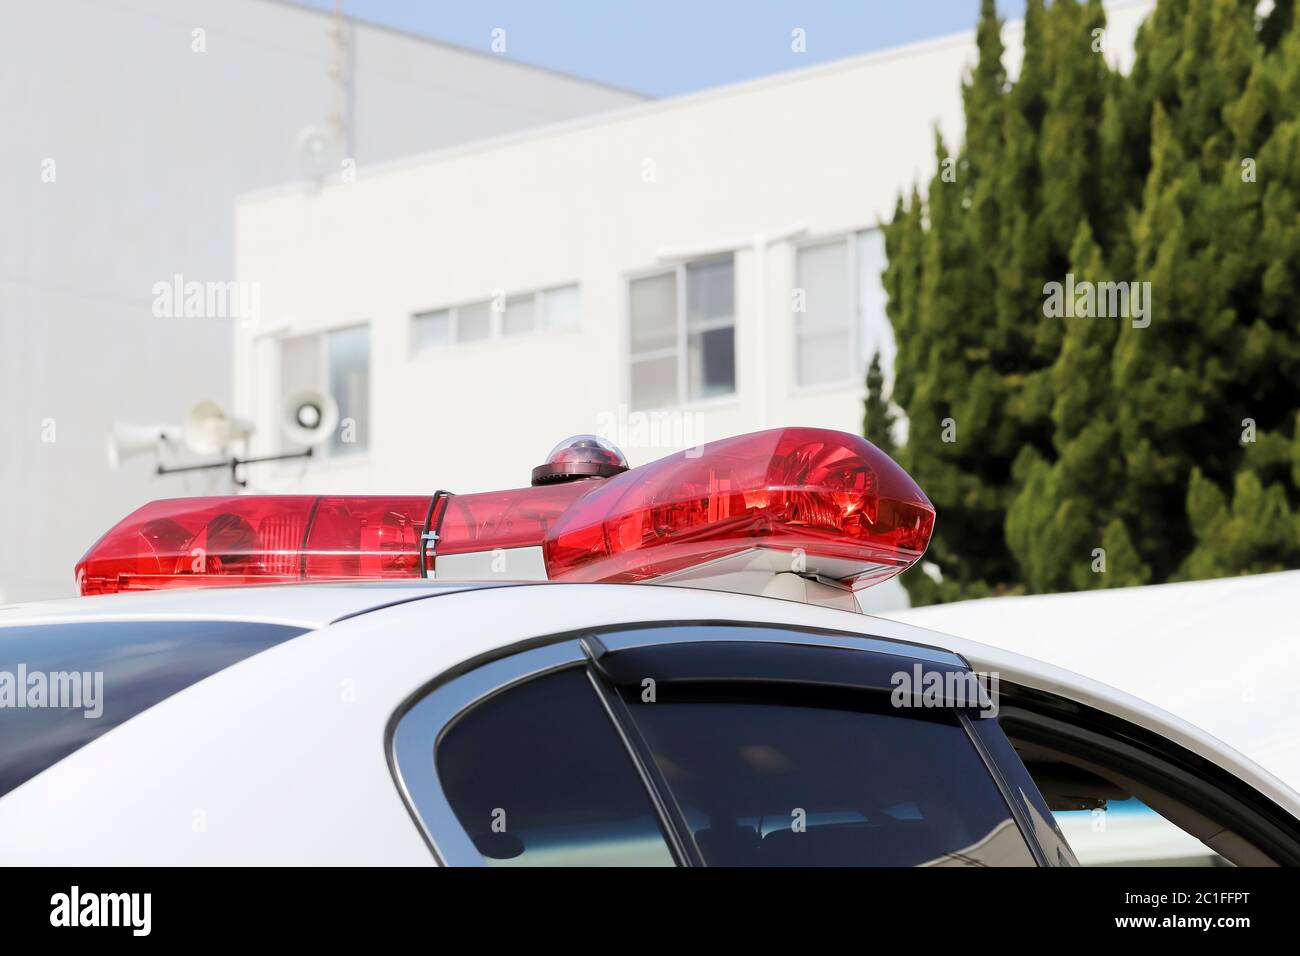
995,681,1300,866
387,620,1066,867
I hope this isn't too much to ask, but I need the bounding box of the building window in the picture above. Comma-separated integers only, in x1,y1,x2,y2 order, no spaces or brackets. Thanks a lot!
411,309,450,350
279,323,369,455
541,284,580,330
502,295,536,336
629,255,735,409
793,229,895,389
411,284,580,353
456,301,493,343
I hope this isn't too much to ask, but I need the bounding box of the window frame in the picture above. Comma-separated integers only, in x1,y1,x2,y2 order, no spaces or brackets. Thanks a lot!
410,283,581,355
277,321,370,458
997,683,1300,867
626,254,736,410
389,622,1058,867
790,227,891,393
389,639,594,866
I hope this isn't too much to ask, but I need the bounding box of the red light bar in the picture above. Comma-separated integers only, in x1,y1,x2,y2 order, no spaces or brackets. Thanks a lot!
543,428,934,590
76,428,934,596
76,495,430,595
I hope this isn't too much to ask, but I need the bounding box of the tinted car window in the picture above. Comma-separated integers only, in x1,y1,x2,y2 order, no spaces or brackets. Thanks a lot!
1053,797,1224,866
967,715,1079,866
622,685,1036,866
0,619,306,798
436,667,675,866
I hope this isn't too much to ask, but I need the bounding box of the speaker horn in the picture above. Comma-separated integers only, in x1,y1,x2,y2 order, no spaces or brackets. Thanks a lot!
106,422,181,470
281,390,339,448
182,400,253,457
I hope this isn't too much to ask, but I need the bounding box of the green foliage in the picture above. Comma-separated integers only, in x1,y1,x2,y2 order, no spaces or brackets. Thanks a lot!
879,0,1300,603
862,352,898,458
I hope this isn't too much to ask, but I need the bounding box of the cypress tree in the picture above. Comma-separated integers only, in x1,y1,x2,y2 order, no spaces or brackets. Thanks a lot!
1179,4,1300,576
862,352,898,458
881,0,1022,603
879,0,1300,603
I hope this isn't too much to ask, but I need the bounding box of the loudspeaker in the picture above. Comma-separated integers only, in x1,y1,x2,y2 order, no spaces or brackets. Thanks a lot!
106,422,180,470
281,390,339,448
182,400,253,457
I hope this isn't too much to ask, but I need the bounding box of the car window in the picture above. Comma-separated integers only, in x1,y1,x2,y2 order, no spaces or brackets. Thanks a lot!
998,687,1300,867
0,619,307,798
1054,798,1226,866
435,667,675,866
966,715,1079,866
404,629,1056,867
620,684,1037,866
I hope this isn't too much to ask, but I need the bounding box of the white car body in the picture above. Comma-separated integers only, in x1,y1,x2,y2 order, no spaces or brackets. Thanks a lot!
1,579,1297,865
885,569,1300,795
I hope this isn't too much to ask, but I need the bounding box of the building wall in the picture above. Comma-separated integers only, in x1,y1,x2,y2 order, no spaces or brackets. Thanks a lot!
0,0,644,602
231,3,1153,507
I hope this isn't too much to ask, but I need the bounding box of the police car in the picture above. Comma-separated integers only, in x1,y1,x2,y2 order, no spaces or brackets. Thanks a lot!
1,428,1297,866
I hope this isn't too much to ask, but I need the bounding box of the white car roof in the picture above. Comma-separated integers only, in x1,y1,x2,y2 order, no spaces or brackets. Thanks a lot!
2,580,1297,863
0,580,485,631
881,570,1300,797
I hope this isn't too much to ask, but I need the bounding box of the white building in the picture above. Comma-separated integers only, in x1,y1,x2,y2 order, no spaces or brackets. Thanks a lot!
232,1,1152,511
0,0,643,602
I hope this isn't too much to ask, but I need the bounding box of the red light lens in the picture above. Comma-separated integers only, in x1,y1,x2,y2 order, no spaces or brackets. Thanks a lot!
302,496,430,579
542,427,934,590
435,483,591,558
76,495,431,595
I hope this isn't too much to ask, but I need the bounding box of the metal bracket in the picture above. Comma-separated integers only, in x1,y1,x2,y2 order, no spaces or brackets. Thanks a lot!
156,447,314,488
420,490,452,578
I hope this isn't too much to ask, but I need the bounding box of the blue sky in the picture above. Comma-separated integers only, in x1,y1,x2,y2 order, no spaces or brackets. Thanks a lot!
292,1,1027,98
